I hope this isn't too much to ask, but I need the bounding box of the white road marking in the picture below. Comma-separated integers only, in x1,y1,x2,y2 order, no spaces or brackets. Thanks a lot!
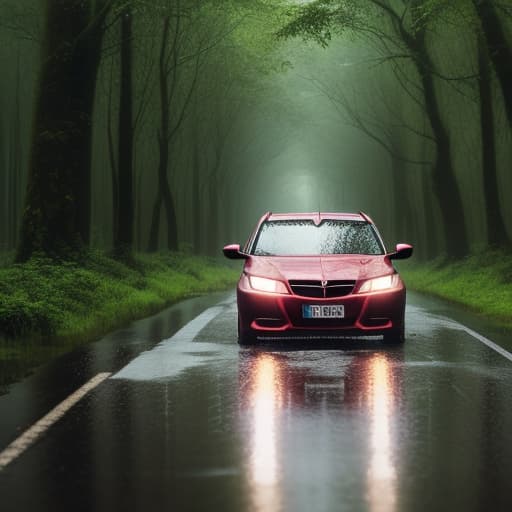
113,305,226,381
460,325,512,363
0,372,111,471
161,305,225,343
216,294,237,306
407,304,512,363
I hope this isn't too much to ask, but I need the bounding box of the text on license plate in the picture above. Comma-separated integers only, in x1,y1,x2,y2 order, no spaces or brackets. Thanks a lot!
302,304,345,319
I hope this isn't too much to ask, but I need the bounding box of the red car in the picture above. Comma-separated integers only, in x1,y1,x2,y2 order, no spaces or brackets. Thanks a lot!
223,212,412,345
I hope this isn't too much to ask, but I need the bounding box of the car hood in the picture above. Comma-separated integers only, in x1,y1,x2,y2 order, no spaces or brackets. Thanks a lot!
244,255,393,282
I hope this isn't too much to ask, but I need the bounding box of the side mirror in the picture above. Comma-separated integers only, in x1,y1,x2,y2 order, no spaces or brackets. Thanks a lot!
388,243,413,260
223,244,248,260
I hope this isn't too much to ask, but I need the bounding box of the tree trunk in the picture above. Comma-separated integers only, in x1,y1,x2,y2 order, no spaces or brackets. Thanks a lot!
149,15,179,253
114,6,134,257
107,58,118,249
136,170,143,251
163,179,178,251
73,4,106,247
17,0,107,261
8,50,22,250
0,120,4,249
192,140,201,253
421,170,438,261
148,178,178,252
1,131,5,250
208,183,219,257
8,128,20,251
474,0,512,128
428,126,468,258
390,154,410,243
477,33,509,247
149,135,179,252
413,40,469,258
223,184,233,245
148,191,162,252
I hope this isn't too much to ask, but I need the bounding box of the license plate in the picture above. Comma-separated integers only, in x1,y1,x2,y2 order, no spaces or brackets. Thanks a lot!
302,304,345,319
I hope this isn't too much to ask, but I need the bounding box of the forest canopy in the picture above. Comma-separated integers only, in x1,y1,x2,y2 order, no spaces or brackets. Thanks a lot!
0,0,510,262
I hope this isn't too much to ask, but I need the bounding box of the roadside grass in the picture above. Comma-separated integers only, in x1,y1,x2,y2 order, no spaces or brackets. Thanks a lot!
0,251,239,391
399,249,512,327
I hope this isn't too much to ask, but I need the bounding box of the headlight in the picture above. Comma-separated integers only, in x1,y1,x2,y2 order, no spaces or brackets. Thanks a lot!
249,276,289,294
357,274,401,293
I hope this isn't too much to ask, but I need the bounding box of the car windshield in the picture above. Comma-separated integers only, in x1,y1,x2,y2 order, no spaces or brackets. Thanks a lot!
251,220,384,256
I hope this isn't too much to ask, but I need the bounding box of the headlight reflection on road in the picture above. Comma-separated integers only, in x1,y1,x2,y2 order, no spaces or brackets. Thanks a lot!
248,354,282,512
366,354,397,512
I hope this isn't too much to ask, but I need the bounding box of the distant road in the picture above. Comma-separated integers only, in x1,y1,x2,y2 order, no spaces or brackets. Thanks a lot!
1,291,511,512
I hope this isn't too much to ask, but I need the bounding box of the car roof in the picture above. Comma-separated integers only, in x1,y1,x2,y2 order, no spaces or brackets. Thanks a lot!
264,211,373,225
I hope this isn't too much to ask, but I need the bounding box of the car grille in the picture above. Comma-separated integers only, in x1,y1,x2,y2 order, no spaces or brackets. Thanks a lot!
288,280,356,298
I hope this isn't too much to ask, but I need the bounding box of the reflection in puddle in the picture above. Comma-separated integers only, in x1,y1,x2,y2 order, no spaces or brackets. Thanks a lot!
247,354,282,512
366,355,396,512
240,349,400,512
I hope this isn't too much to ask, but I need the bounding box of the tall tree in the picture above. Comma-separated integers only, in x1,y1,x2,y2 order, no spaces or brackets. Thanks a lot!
279,0,470,258
147,1,220,252
477,32,509,247
307,73,434,248
114,3,135,257
5,49,22,251
17,0,109,261
473,0,512,129
147,12,184,252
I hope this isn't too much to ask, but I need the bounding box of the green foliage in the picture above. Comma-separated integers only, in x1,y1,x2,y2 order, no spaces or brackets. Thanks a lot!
0,251,239,341
277,0,361,47
275,0,482,45
408,0,478,34
400,249,512,326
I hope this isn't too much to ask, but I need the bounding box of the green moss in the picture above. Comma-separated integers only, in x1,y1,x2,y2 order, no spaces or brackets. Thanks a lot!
0,250,239,342
399,249,512,327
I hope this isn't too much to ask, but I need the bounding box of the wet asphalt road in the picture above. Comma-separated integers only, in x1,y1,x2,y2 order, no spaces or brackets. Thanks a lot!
0,291,512,512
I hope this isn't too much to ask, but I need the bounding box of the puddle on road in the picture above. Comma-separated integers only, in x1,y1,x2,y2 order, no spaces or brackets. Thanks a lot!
112,338,236,381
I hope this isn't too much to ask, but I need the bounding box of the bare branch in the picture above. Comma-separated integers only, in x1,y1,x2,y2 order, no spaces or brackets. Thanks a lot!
308,75,432,166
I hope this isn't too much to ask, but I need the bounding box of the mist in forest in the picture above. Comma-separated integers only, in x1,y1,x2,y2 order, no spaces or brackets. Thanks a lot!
0,0,511,261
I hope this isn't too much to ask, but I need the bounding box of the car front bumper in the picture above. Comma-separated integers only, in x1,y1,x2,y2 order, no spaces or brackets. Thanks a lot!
237,281,405,341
